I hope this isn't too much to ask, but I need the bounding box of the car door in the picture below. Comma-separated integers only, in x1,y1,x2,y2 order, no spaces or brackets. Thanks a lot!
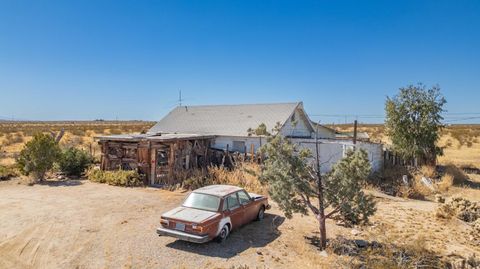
237,190,257,223
224,193,244,230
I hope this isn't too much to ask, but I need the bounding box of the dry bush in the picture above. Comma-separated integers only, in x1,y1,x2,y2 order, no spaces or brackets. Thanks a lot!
408,175,434,198
420,165,437,178
209,163,265,194
86,167,144,187
0,165,19,180
2,132,24,146
444,164,468,185
437,173,454,192
446,125,480,148
109,128,123,135
18,175,36,186
182,163,266,194
329,235,448,269
435,203,456,219
435,196,480,222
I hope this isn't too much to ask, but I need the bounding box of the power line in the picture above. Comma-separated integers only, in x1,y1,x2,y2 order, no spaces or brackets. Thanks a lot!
310,112,480,123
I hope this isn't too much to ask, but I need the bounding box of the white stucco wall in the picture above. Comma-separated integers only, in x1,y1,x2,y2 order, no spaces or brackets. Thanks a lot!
211,136,384,174
290,138,384,174
211,136,264,153
279,108,313,138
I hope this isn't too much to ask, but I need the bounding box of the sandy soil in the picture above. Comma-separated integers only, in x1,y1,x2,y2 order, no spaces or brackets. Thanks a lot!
0,179,322,269
1,179,479,269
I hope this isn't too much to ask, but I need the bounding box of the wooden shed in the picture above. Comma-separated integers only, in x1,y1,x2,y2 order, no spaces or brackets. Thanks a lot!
97,133,214,186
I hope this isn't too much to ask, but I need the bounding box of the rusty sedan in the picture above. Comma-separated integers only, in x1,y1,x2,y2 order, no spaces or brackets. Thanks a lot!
157,185,270,243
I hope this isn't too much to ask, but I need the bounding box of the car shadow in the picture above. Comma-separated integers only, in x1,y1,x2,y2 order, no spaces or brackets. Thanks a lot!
38,179,84,187
165,213,285,258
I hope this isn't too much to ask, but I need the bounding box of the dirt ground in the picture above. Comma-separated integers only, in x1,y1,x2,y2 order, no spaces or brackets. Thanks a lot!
1,179,479,269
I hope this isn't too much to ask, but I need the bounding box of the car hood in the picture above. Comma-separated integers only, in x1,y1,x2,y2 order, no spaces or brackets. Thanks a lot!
162,207,219,223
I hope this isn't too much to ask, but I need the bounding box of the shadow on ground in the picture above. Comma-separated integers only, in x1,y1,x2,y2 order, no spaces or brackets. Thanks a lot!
166,213,285,258
461,178,480,189
39,179,84,187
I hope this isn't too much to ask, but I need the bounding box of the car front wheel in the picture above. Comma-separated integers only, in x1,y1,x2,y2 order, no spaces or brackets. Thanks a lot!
256,206,265,221
216,224,229,243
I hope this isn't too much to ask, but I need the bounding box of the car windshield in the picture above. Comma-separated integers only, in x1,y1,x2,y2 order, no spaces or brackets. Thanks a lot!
182,192,221,212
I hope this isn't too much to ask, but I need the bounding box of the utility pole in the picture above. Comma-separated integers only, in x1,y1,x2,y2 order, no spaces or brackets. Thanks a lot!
353,119,358,146
315,121,327,249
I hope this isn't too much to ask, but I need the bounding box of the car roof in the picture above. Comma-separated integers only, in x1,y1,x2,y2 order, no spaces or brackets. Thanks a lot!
193,185,243,197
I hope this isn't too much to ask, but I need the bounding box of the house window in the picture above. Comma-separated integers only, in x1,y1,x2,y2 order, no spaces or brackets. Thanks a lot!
157,150,168,166
232,141,245,152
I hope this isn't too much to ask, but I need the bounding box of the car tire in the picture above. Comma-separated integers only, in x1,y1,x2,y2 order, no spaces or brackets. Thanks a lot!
256,206,265,221
216,224,229,243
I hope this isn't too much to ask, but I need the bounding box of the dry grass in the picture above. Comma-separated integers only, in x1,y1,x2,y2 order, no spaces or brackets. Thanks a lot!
419,165,437,178
444,164,469,185
182,163,267,195
209,163,266,194
437,173,454,192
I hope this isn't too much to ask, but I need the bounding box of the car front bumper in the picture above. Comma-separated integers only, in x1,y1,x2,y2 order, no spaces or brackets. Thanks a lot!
156,227,211,244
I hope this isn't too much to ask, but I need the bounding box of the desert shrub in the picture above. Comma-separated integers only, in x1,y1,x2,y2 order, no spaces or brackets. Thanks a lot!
437,173,454,192
2,132,24,146
435,203,456,219
329,236,448,268
58,147,93,177
404,175,434,199
435,196,480,222
109,128,123,135
86,167,106,183
210,163,265,194
181,169,211,190
70,128,86,136
444,164,468,185
16,133,61,181
420,165,437,178
447,126,480,148
398,185,426,200
86,167,143,187
472,220,480,246
182,163,266,194
0,165,18,180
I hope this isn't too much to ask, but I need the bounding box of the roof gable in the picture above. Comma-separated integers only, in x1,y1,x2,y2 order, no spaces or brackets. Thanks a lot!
148,102,302,136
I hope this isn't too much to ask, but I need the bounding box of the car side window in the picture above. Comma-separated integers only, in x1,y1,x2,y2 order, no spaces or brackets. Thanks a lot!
226,193,240,210
222,199,228,211
237,191,251,205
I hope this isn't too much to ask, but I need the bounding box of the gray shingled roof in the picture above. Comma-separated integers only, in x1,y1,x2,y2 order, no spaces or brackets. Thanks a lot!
148,102,301,136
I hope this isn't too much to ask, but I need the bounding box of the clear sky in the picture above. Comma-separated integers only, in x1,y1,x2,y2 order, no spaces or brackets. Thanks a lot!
1,0,479,123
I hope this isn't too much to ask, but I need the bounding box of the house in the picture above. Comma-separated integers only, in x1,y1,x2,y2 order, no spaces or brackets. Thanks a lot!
96,102,383,186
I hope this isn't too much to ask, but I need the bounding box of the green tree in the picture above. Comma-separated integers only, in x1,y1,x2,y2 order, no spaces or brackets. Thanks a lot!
247,123,271,136
259,135,376,249
17,133,61,181
385,84,446,165
58,147,93,177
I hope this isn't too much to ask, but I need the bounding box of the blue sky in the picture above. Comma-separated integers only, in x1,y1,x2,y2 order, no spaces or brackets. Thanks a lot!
1,1,479,123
